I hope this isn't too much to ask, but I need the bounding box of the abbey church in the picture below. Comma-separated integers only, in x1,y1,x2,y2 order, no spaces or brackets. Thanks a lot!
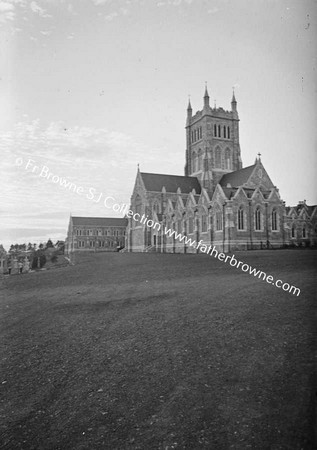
126,87,317,253
66,86,316,254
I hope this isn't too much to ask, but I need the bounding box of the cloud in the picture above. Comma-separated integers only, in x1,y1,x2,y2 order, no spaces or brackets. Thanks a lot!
0,1,15,23
30,1,52,17
207,6,219,15
0,2,14,12
105,11,118,21
0,0,52,27
0,117,166,248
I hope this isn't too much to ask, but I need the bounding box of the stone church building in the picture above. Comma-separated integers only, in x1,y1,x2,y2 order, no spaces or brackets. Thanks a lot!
126,87,317,253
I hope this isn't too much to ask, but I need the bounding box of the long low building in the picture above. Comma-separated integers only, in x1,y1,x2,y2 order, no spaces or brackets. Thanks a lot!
65,217,127,254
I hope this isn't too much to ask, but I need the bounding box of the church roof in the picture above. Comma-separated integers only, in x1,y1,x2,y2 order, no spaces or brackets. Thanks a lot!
220,164,256,188
140,172,201,194
72,217,128,227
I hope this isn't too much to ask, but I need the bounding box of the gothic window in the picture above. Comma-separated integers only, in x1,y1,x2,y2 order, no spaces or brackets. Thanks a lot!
227,127,230,139
188,217,194,234
216,210,223,231
201,214,207,232
199,127,202,139
135,195,142,215
191,130,194,143
198,149,203,170
225,148,231,170
224,126,226,138
177,220,182,233
153,200,160,214
272,209,278,231
214,124,217,137
302,227,306,238
238,206,244,230
255,207,261,230
76,229,79,235
218,125,221,137
291,226,295,238
192,151,197,172
215,147,221,168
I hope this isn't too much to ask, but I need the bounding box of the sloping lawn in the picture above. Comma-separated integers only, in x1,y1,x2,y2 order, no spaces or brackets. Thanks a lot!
1,250,316,449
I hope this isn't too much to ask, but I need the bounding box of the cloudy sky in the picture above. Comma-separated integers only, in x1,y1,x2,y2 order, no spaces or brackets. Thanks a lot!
0,0,316,250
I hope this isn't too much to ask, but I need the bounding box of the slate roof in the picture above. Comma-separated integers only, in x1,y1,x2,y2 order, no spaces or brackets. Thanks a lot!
72,217,128,227
220,164,256,188
140,172,201,194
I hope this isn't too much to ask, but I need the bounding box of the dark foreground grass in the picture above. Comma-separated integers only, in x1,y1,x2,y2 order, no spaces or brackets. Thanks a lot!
0,250,316,449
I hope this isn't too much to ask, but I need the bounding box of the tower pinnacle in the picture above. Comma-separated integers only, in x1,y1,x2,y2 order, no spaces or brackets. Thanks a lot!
187,96,192,112
204,82,210,108
231,88,237,111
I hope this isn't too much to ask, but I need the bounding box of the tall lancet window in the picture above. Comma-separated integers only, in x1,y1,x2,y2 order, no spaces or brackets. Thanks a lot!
135,195,142,216
272,209,278,231
215,147,221,168
238,206,244,230
255,207,261,230
225,148,231,170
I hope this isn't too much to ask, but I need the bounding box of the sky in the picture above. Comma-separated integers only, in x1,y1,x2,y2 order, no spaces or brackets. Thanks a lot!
0,0,316,250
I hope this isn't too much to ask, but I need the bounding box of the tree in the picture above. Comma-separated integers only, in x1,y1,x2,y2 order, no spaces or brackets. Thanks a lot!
46,239,54,249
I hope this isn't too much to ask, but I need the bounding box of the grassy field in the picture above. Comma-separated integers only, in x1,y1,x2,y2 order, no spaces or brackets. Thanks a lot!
1,249,316,449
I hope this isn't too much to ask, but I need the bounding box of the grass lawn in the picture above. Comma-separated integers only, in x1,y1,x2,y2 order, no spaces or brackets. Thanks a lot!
1,249,316,449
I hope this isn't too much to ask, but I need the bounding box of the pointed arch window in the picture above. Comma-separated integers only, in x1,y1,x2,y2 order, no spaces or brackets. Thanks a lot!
201,214,207,232
272,209,278,231
223,126,226,138
225,148,231,170
302,226,306,238
198,149,203,170
227,127,230,139
135,195,142,216
216,210,223,231
153,200,160,214
218,125,221,137
177,220,182,234
215,147,221,168
188,217,194,234
214,124,217,137
192,151,197,172
255,207,261,230
238,206,244,230
291,226,295,238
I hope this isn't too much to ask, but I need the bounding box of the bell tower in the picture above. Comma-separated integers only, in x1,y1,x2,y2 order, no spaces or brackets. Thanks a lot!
185,86,242,193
